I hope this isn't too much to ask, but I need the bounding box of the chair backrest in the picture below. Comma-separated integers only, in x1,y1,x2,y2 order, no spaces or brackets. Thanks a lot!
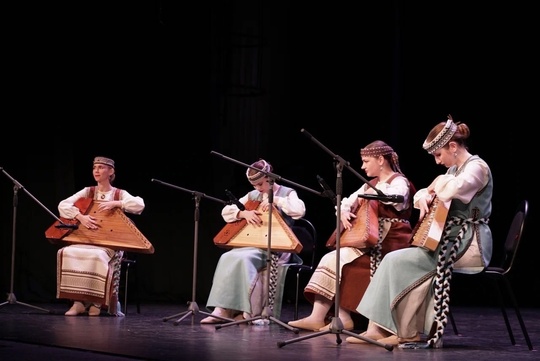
291,217,317,266
496,199,528,275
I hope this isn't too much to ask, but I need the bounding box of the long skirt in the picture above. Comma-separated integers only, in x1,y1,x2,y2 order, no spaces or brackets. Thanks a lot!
57,244,123,315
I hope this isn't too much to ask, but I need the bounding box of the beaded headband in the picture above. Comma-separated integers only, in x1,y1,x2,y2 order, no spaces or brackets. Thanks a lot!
93,156,115,168
360,145,402,174
360,145,394,158
246,159,271,184
422,115,457,154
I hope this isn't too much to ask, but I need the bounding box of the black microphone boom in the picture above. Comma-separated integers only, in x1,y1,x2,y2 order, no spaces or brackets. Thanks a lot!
316,175,337,205
358,193,405,203
225,189,246,211
55,223,79,229
300,128,313,139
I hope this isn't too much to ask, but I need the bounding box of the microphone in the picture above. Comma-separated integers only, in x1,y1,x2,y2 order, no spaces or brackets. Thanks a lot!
55,223,79,229
317,175,336,205
358,193,405,203
225,189,246,211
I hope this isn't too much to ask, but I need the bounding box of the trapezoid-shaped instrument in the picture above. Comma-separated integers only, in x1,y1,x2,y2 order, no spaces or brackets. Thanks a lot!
45,198,154,254
213,200,302,253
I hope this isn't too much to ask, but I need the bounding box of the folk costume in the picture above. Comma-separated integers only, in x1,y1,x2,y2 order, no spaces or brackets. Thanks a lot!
57,157,145,316
203,160,306,322
356,118,493,348
303,145,415,324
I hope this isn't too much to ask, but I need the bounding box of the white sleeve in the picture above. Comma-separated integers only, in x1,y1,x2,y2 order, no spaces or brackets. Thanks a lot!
58,188,89,219
119,189,145,215
221,194,250,223
433,159,490,204
273,190,306,220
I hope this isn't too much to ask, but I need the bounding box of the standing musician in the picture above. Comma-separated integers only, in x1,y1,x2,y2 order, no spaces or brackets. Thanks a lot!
57,156,145,316
201,159,306,323
352,115,493,348
288,140,415,331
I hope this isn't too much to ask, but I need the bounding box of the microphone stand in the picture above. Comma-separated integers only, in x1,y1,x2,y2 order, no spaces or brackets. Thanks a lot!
276,130,393,351
210,151,323,333
0,168,65,314
152,178,235,325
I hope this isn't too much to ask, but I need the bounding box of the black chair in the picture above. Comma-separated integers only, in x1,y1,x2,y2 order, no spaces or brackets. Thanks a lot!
450,199,533,350
120,253,141,315
288,217,318,320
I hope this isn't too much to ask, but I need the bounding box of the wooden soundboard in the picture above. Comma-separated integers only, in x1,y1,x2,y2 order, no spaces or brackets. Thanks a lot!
213,200,303,253
410,196,449,251
325,199,379,249
45,198,154,254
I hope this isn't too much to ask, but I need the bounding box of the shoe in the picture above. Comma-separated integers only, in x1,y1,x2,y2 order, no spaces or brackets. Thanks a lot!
377,335,400,345
233,314,245,321
200,308,233,324
376,333,421,347
398,334,421,344
318,319,354,331
200,316,226,324
399,336,441,349
65,301,86,316
346,331,386,344
287,318,326,331
88,304,101,316
346,331,369,344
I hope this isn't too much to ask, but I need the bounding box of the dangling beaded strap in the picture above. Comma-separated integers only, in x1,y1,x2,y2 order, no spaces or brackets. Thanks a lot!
426,215,489,348
267,253,280,311
369,217,410,278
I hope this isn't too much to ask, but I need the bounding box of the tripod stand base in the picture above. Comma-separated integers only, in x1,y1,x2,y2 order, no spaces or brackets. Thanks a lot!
0,293,51,314
276,317,393,351
215,306,300,333
162,301,231,325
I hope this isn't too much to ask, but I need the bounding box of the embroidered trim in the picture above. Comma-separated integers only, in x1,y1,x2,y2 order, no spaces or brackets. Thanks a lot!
246,160,271,184
423,116,457,154
369,217,410,278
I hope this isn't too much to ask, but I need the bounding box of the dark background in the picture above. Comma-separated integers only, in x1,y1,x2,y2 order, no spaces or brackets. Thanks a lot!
1,1,537,308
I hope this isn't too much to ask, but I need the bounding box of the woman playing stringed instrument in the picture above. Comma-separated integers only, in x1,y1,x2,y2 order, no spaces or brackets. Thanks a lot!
288,140,416,331
351,115,493,348
57,156,145,316
201,159,306,324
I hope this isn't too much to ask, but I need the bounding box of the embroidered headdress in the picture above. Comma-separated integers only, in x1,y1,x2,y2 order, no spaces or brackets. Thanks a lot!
360,144,402,174
422,114,458,154
246,159,272,184
93,156,115,168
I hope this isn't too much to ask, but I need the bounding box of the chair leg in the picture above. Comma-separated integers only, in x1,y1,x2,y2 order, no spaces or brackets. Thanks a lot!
502,277,533,350
124,263,130,316
122,259,141,316
447,308,459,335
494,278,516,345
294,271,300,320
134,261,140,314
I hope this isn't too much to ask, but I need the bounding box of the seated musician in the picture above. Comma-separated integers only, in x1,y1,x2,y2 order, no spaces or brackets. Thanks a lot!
57,156,145,316
288,140,416,332
352,115,493,348
201,159,306,324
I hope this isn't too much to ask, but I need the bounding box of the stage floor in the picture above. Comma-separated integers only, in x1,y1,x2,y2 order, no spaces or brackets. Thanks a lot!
0,301,537,360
